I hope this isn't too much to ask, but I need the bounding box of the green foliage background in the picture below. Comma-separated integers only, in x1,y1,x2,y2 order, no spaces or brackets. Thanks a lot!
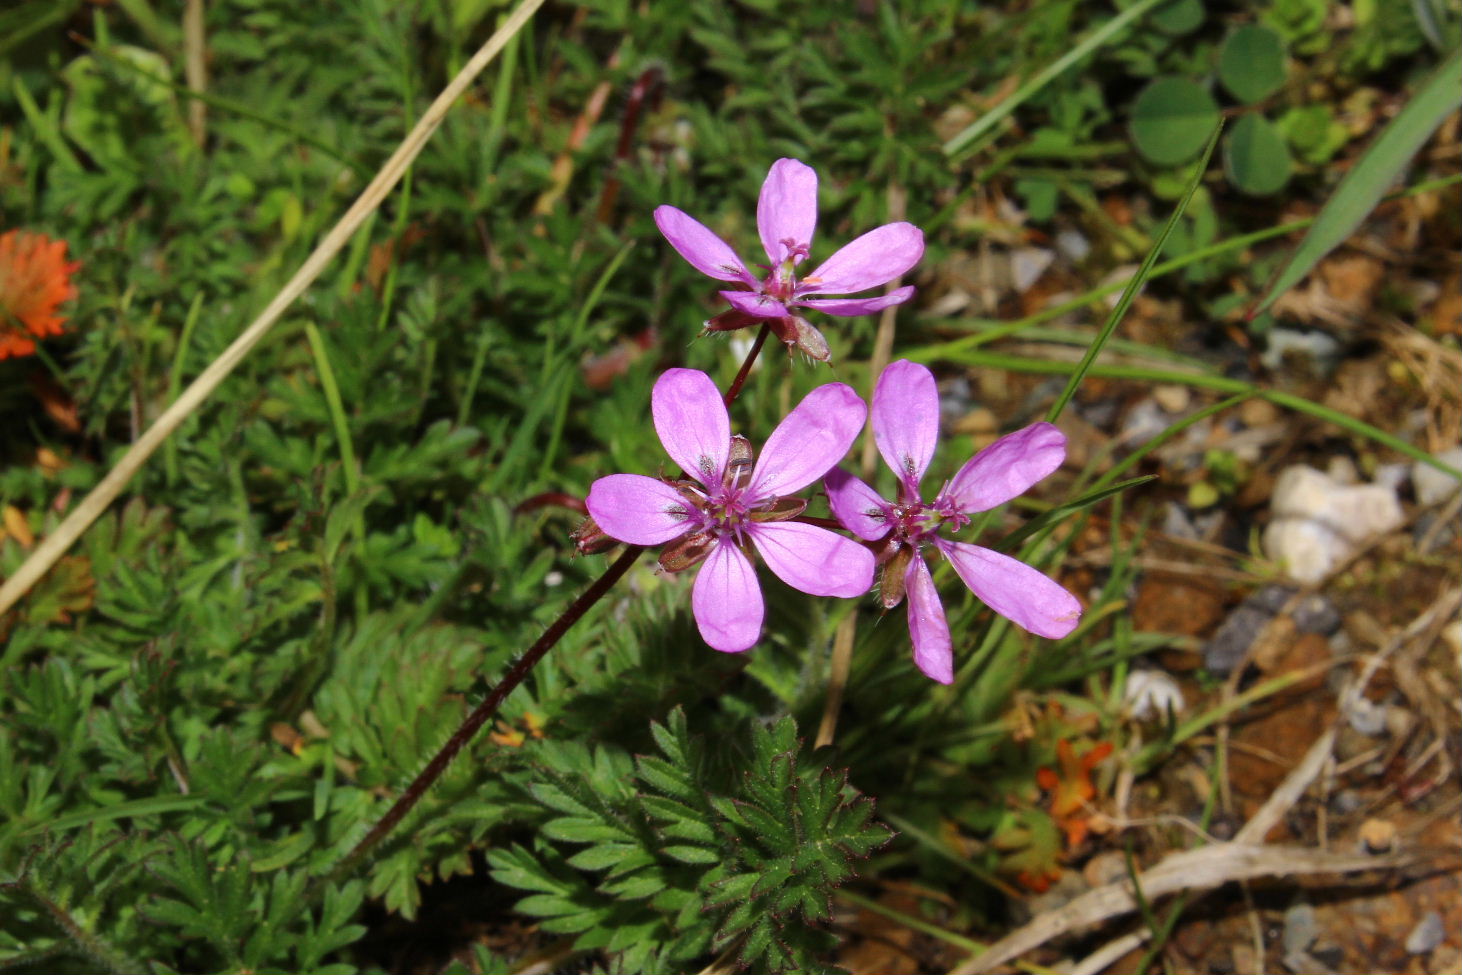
1,0,1455,971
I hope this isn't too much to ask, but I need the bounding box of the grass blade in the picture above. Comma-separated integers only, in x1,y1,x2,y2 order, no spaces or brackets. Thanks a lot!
931,350,1462,481
1045,123,1222,424
992,475,1157,553
1251,45,1462,316
943,0,1170,159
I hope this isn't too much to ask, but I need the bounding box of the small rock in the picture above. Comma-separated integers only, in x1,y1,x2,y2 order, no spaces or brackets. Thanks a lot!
1292,594,1342,635
938,377,973,423
1239,397,1281,427
1347,696,1388,736
1081,850,1126,888
1123,670,1186,721
1413,446,1462,506
1261,327,1343,371
1406,912,1445,955
1263,465,1404,583
1201,587,1292,674
1056,228,1091,263
1385,705,1415,739
1413,508,1462,554
1359,817,1397,854
1282,901,1319,954
1153,384,1191,413
1204,605,1271,673
1011,246,1055,292
1255,583,1298,613
1443,621,1462,669
1327,455,1360,485
1374,462,1409,492
1120,399,1171,446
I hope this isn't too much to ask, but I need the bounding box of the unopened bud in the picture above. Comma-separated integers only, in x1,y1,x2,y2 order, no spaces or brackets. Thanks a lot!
659,530,715,573
726,435,755,491
748,497,807,522
703,308,759,333
878,545,913,609
571,515,617,555
791,316,831,364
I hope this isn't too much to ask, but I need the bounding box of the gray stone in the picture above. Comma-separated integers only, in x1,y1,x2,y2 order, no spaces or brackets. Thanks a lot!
1413,447,1462,506
1405,911,1444,954
1202,585,1295,673
1263,465,1404,583
1282,901,1319,955
1292,594,1341,635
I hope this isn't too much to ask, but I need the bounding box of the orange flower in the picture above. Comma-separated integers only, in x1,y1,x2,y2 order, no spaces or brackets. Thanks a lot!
0,230,81,360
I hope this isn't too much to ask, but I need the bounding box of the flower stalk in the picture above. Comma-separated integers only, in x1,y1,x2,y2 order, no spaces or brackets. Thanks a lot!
330,324,776,881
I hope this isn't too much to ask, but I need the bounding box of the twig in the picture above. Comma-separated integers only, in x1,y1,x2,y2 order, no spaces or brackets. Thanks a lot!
0,0,548,619
949,844,1431,974
183,0,207,144
1071,931,1148,975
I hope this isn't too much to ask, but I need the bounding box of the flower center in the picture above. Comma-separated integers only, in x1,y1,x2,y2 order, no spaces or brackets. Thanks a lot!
763,239,811,303
703,483,752,539
888,498,969,549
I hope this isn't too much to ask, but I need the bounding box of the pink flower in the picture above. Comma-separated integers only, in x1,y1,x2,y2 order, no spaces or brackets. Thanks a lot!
824,360,1082,684
586,368,875,653
653,158,924,361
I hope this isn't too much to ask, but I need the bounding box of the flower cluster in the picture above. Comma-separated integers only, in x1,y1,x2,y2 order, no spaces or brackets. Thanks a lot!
0,229,80,360
582,159,1081,680
824,360,1082,683
587,369,873,652
655,158,923,362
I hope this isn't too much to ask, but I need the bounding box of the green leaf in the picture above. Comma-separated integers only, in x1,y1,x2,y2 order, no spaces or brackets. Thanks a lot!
1223,113,1293,196
249,830,316,872
943,0,1174,158
660,844,720,865
1252,45,1462,316
528,782,597,818
635,756,698,802
1129,77,1221,166
541,816,630,845
566,843,644,871
1218,24,1288,104
1151,0,1204,35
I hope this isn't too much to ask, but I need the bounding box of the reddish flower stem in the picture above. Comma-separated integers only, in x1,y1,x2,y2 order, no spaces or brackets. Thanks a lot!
331,322,774,882
722,323,770,407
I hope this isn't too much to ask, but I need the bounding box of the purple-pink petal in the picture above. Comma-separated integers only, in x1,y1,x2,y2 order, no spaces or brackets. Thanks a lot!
797,286,915,317
692,540,763,653
748,383,866,499
585,474,696,545
653,205,756,286
757,158,818,267
803,222,924,296
942,422,1067,514
652,368,730,484
937,540,1082,639
748,520,874,598
873,359,940,493
904,555,953,684
719,289,789,319
824,467,893,541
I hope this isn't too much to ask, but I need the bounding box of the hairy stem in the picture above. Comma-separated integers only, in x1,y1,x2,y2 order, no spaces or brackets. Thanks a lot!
722,324,771,407
329,542,644,881
331,324,773,881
